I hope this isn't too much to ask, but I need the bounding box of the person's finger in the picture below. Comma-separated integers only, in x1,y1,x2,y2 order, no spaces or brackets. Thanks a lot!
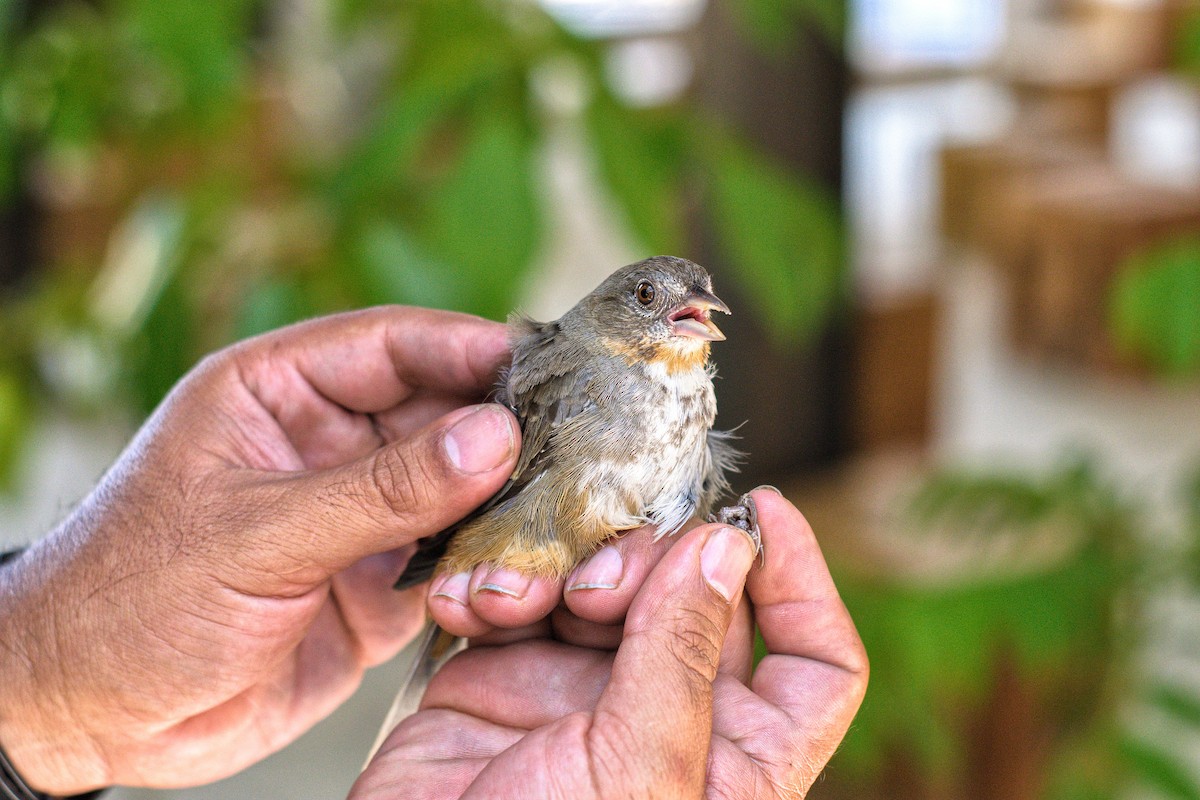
591,521,757,795
426,571,492,638
718,490,869,794
235,306,509,416
328,547,428,667
560,523,681,625
425,566,562,638
466,618,553,647
208,308,506,470
549,606,625,650
467,564,562,626
221,403,520,593
550,592,756,683
436,523,682,645
420,640,611,730
748,490,868,695
371,393,479,444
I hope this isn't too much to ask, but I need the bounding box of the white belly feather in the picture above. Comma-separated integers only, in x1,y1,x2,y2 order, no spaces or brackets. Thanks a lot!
581,362,716,538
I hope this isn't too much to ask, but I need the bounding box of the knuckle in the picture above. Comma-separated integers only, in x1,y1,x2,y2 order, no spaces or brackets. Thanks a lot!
847,635,871,684
369,445,436,519
661,606,725,686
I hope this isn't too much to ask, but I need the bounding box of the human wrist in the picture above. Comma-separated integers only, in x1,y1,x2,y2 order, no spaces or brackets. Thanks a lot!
0,548,110,795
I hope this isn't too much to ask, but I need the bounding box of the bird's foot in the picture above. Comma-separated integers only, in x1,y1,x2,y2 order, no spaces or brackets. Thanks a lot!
708,489,767,566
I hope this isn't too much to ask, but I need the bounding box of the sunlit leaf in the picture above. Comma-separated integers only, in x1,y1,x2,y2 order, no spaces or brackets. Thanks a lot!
91,195,187,336
101,195,192,414
701,129,842,347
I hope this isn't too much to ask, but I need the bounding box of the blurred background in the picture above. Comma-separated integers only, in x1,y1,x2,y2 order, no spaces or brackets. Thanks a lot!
2,0,1200,797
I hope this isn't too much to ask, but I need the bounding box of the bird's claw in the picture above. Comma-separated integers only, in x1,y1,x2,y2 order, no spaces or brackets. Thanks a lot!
708,490,765,566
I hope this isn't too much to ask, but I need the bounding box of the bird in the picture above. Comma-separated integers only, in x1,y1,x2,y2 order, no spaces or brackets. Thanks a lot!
394,254,747,588
366,255,761,763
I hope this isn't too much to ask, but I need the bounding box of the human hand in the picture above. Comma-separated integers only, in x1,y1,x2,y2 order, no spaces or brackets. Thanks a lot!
353,489,868,799
0,307,578,794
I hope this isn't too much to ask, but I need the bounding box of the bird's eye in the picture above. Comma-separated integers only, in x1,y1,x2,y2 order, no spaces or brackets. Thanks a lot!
635,281,655,305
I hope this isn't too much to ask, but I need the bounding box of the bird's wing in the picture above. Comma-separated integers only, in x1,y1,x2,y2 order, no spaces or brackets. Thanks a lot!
393,315,594,589
499,316,596,494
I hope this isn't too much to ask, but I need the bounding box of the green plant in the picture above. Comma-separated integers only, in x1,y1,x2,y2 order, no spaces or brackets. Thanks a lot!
0,0,843,488
823,456,1200,800
1110,236,1200,378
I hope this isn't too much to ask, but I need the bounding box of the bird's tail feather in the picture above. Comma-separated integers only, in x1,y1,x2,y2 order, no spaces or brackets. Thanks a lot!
362,620,465,769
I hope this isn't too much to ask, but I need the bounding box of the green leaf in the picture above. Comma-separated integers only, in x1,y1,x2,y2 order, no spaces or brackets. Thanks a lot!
351,219,468,310
5,7,122,147
91,195,187,336
412,108,542,320
234,278,314,340
115,0,256,121
333,35,511,208
125,266,196,415
586,94,687,255
1148,685,1200,729
1121,735,1200,800
701,129,843,347
1110,236,1200,377
0,370,30,492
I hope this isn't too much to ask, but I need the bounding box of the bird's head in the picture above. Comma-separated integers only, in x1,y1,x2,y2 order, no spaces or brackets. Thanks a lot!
574,256,730,371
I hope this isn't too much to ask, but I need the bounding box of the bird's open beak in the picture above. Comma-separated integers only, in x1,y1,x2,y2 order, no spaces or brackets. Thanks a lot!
668,287,731,341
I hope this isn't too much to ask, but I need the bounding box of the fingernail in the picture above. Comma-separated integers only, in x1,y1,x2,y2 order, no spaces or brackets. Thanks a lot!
701,526,755,603
431,571,470,606
566,545,624,592
754,485,783,496
444,405,515,474
475,566,531,599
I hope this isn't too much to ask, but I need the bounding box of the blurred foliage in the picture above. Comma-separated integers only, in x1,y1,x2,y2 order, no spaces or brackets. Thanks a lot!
1110,236,1200,378
1176,4,1200,80
825,456,1200,800
0,0,843,489
735,0,844,54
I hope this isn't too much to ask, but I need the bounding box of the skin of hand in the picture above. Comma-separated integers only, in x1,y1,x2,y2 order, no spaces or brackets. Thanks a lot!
0,307,590,794
353,489,869,800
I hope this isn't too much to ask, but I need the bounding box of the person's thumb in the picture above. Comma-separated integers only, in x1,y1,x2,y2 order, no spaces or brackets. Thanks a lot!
223,403,519,593
593,522,756,794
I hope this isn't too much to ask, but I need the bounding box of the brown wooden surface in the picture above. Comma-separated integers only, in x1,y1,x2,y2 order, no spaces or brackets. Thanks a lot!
852,291,939,451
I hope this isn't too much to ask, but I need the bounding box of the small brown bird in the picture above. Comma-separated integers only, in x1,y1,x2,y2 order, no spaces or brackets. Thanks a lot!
368,256,760,761
394,255,747,589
